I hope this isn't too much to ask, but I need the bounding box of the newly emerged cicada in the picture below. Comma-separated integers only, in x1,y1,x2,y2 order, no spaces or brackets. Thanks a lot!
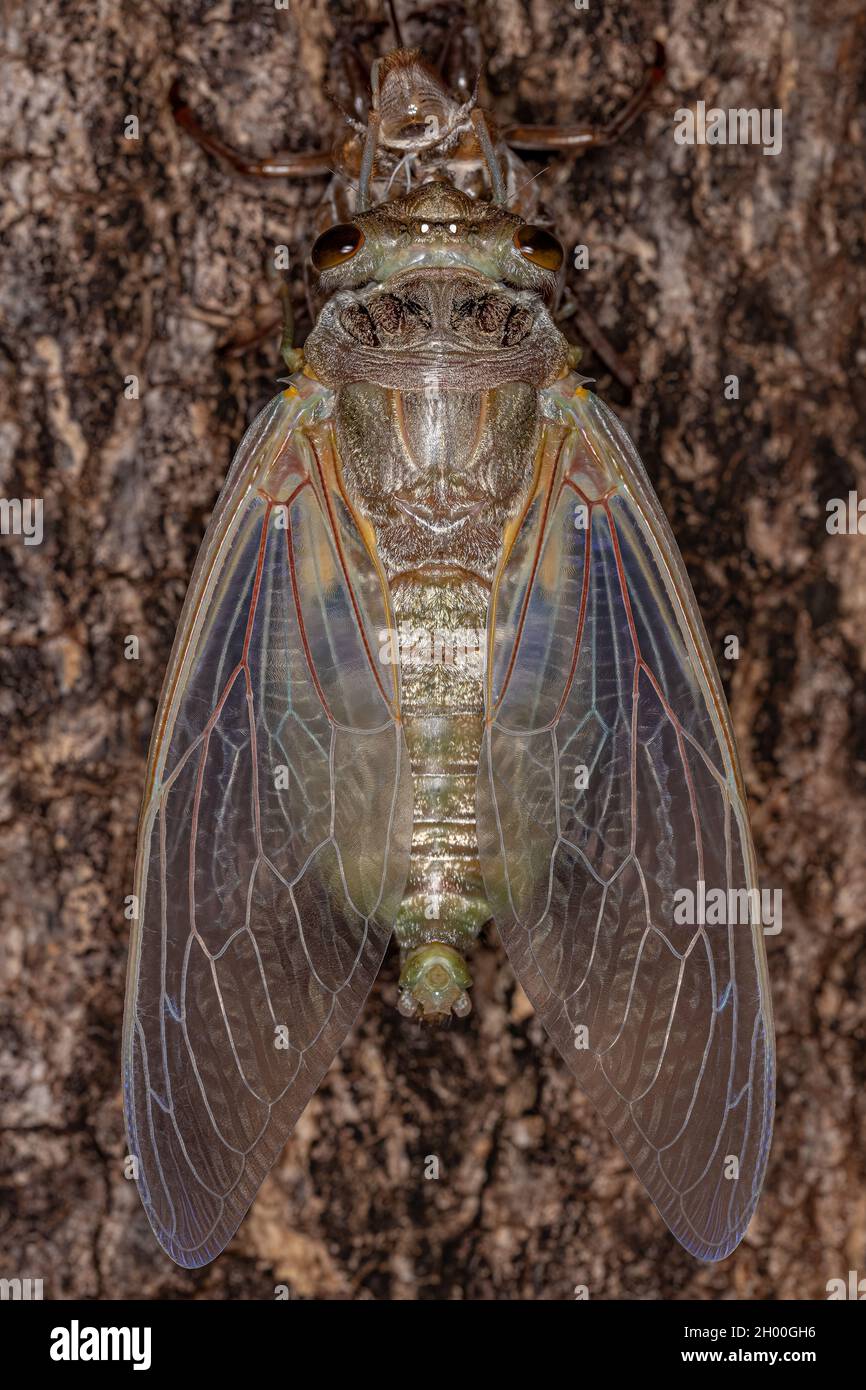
123,23,774,1270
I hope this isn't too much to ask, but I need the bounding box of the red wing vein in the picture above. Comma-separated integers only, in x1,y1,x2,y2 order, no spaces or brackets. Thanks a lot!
479,401,774,1260
125,390,412,1267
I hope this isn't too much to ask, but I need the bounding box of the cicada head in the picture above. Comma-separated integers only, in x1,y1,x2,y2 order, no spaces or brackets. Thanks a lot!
305,180,568,391
397,942,473,1023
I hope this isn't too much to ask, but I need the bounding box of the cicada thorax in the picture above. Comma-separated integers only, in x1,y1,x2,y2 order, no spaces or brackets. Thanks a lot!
303,180,568,1021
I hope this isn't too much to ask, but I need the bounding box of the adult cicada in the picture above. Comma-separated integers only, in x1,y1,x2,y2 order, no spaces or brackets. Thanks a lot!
123,27,774,1270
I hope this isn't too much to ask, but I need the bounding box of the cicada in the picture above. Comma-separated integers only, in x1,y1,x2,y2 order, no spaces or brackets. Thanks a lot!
123,30,774,1270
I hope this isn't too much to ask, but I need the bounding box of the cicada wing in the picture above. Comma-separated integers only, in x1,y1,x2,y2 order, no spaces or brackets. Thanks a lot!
122,380,412,1268
478,380,774,1261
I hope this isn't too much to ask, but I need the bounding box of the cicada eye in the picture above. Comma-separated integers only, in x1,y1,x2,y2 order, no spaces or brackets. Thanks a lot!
310,223,365,271
513,224,564,272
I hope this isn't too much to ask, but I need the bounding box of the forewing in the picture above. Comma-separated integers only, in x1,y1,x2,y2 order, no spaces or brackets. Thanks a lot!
478,380,774,1260
122,380,412,1267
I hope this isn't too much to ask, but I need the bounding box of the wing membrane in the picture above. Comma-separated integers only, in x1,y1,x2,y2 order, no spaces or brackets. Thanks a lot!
478,379,774,1260
123,380,411,1267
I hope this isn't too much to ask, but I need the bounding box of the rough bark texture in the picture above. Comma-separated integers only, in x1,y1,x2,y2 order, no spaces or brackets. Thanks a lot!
1,0,864,1301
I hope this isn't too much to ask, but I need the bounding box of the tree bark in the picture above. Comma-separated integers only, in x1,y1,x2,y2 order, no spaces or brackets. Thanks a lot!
1,0,864,1299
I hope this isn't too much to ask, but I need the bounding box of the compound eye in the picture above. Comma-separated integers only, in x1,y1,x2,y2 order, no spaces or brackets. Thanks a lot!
513,224,564,272
311,223,365,270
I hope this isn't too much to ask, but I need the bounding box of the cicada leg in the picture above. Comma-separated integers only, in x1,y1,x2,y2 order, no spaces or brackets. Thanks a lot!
503,40,665,153
278,283,304,372
356,109,381,212
470,109,507,203
170,82,334,178
557,297,636,392
435,12,483,98
218,316,280,359
217,285,303,371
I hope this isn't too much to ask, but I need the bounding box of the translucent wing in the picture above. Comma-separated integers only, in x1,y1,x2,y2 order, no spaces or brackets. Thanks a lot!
478,378,774,1260
122,378,411,1267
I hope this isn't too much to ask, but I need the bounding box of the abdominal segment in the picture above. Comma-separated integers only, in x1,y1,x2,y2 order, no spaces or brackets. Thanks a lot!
390,572,491,961
334,380,544,1015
